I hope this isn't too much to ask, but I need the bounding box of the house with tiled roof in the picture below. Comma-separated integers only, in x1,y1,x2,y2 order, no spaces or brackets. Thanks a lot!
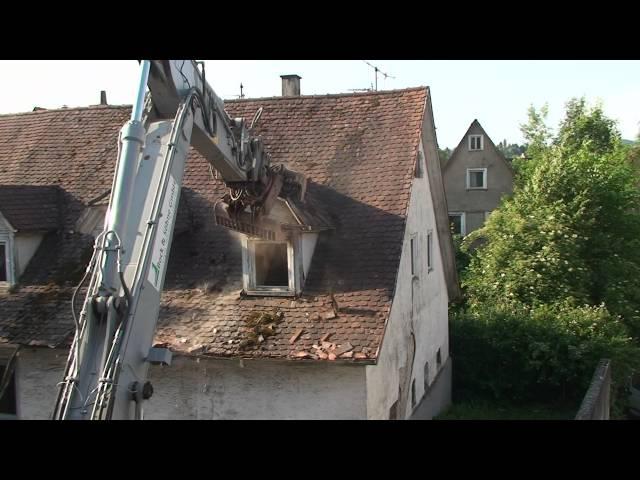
0,77,459,420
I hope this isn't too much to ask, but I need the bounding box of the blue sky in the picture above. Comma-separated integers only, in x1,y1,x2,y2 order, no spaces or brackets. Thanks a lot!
0,60,638,148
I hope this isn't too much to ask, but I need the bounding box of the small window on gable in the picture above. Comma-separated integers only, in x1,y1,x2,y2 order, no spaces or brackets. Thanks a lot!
467,168,487,189
424,361,430,391
427,230,433,272
243,238,295,296
414,151,423,178
469,134,483,151
410,234,417,277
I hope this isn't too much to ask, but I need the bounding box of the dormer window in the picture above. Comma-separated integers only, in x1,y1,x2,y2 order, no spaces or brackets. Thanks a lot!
243,239,295,295
469,134,483,151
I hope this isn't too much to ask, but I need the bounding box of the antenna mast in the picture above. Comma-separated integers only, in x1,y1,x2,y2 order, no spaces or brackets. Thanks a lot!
364,61,396,91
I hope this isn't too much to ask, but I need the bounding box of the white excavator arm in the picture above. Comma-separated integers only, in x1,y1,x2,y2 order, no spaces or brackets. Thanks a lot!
52,60,304,420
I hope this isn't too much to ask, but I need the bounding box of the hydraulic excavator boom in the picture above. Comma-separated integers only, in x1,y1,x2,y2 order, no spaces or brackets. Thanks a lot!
52,60,305,420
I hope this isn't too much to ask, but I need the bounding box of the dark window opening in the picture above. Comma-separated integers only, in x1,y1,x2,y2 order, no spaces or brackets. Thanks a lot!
427,232,433,271
254,242,289,287
410,238,416,276
436,348,442,368
424,362,430,391
0,244,7,282
449,215,462,235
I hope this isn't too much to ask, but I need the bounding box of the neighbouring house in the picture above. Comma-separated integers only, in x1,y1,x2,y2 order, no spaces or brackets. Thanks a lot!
442,119,514,236
0,78,460,420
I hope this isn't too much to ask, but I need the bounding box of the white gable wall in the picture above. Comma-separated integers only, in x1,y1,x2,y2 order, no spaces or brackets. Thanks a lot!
365,139,451,419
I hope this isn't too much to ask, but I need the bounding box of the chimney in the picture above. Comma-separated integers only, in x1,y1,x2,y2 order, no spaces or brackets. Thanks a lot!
280,75,301,96
100,90,108,105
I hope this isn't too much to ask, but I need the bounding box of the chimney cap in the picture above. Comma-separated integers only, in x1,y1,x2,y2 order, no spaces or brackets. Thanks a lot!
280,74,302,79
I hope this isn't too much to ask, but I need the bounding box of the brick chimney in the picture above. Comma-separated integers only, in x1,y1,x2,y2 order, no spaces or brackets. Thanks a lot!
100,90,108,105
280,75,301,96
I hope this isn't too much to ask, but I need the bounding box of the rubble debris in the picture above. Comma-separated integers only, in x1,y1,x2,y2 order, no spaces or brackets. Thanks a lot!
334,342,354,356
328,352,337,361
339,351,354,359
324,310,337,320
320,332,332,343
289,328,304,344
239,309,284,350
294,351,312,358
354,352,368,359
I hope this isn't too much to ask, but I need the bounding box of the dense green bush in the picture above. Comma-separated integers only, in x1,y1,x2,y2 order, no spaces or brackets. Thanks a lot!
451,302,640,411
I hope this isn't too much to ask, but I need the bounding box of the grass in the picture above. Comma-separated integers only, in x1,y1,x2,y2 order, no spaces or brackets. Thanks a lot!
435,401,577,420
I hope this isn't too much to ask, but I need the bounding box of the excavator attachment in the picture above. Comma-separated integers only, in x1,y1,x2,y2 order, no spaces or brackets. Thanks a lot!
214,166,307,240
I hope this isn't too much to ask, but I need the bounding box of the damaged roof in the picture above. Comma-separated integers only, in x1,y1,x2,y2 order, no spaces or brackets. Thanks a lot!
0,88,436,362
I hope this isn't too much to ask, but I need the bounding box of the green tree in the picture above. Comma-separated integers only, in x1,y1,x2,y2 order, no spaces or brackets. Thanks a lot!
463,100,640,334
512,103,552,184
438,147,452,165
555,98,620,156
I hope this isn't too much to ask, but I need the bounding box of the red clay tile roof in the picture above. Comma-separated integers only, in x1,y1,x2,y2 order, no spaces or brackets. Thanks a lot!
0,88,429,362
0,185,61,231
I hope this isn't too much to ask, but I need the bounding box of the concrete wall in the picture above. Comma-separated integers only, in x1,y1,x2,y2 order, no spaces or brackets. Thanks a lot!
365,139,451,420
15,347,368,420
443,122,513,234
15,233,44,277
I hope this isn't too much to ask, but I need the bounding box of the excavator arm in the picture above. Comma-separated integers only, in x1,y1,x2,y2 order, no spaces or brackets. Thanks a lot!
52,60,304,420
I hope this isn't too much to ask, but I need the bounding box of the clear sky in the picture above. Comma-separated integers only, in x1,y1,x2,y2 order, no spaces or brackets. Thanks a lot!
0,60,638,149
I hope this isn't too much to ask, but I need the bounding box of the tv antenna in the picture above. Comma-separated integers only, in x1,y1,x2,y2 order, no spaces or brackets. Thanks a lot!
363,61,395,91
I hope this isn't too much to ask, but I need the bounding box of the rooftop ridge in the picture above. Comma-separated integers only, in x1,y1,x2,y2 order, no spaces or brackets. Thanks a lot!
0,104,133,118
225,86,429,103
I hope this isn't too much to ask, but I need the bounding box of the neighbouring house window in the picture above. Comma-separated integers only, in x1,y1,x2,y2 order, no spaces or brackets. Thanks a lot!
0,243,7,282
243,239,295,295
469,134,483,151
448,213,466,236
426,230,433,272
466,168,487,189
436,348,442,368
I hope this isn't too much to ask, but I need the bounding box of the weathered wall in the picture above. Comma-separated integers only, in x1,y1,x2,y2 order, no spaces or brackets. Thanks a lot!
409,357,452,420
15,348,367,420
15,234,44,277
443,122,513,234
365,139,451,420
